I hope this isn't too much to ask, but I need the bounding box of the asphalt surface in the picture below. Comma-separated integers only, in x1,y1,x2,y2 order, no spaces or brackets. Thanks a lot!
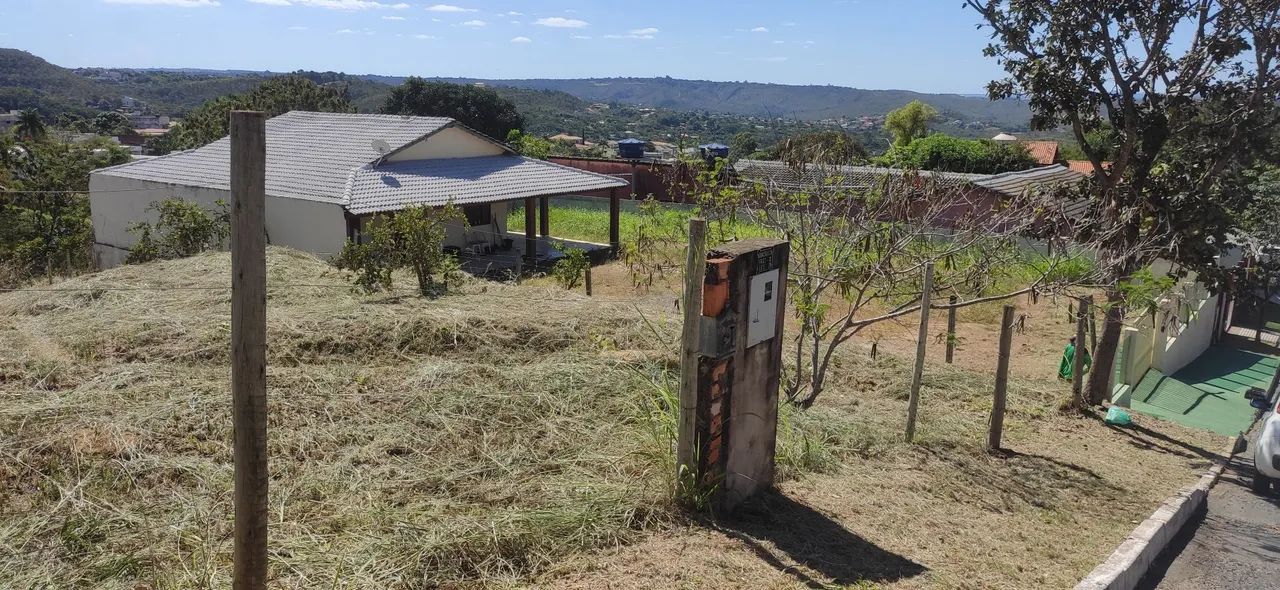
1138,454,1280,589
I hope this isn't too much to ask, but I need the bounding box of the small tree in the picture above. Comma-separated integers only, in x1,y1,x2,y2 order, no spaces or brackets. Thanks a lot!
14,109,46,142
551,246,590,290
333,204,464,297
884,100,938,147
967,0,1280,405
125,198,231,264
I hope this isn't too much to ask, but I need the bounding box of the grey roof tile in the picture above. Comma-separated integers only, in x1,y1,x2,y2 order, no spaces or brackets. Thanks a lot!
971,164,1085,198
97,111,456,204
344,156,628,215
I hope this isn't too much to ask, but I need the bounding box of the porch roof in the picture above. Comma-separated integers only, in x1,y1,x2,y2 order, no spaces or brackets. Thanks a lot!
344,155,629,215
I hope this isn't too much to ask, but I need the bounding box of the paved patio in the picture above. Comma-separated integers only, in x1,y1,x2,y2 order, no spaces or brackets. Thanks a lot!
457,234,613,278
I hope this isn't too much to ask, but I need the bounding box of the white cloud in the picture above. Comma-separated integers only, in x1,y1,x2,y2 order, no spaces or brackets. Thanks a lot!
571,35,592,40
103,0,220,6
751,26,769,33
460,19,485,26
758,56,787,62
414,33,436,39
510,36,531,43
335,28,356,33
426,3,475,11
605,27,658,40
534,17,588,28
249,0,408,8
782,21,798,26
501,11,523,16
381,15,405,20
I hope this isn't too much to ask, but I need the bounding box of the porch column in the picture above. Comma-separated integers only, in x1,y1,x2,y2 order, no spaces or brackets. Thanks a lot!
609,187,620,252
538,196,550,237
524,197,537,264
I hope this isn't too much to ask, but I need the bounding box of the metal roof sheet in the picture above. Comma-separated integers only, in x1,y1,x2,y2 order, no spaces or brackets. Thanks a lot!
344,155,628,215
971,164,1084,198
96,111,457,204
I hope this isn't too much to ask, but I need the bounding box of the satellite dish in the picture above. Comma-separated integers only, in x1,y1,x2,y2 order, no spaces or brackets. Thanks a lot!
371,138,392,156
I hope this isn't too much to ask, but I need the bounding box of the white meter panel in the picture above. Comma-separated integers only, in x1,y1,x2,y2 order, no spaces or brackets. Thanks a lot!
747,269,780,348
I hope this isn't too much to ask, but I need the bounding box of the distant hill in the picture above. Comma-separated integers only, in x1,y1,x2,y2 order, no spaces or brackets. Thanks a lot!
358,75,1031,131
0,49,116,116
0,49,1028,147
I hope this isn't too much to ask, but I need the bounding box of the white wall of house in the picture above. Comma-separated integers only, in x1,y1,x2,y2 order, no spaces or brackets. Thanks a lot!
388,126,506,161
1114,279,1220,402
90,173,348,268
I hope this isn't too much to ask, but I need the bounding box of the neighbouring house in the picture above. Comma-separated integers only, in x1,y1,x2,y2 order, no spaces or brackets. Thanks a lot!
127,113,170,130
90,111,629,271
0,110,20,133
991,133,1063,166
733,159,1086,228
1020,140,1060,166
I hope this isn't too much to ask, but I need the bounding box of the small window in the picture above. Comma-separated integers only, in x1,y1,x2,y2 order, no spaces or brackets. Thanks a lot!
463,204,492,227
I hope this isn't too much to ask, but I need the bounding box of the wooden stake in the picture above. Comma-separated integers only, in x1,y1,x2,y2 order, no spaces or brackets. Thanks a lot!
1072,296,1091,409
1089,304,1098,353
675,218,707,485
945,294,957,364
230,111,268,590
905,262,934,443
989,305,1015,451
584,266,593,296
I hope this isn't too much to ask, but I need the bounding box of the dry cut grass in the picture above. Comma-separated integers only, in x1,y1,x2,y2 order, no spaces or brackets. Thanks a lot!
0,249,693,588
0,248,1227,589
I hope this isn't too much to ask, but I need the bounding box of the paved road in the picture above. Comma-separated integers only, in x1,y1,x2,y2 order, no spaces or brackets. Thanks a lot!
1138,454,1280,589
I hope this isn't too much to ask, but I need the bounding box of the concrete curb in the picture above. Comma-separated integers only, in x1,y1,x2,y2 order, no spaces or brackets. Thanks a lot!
1074,433,1242,590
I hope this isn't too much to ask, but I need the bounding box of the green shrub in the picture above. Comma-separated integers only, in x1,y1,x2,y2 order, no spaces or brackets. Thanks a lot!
125,198,230,264
551,246,590,290
332,204,464,297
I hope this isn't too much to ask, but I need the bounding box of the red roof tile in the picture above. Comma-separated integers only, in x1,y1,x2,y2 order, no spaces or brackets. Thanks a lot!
1020,140,1060,165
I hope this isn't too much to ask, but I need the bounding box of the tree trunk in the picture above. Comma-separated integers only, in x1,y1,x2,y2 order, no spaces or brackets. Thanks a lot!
1086,288,1126,406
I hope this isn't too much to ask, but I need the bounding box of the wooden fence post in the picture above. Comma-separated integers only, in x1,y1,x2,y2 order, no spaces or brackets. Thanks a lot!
989,305,1015,451
230,111,268,590
945,294,958,364
584,266,593,296
905,263,934,443
676,219,707,487
1072,296,1091,410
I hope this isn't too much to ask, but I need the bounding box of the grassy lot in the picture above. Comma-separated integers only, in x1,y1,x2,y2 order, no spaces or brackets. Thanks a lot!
0,249,1221,589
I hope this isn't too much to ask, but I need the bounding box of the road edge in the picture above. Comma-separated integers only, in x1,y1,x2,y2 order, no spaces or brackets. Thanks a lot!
1074,433,1243,590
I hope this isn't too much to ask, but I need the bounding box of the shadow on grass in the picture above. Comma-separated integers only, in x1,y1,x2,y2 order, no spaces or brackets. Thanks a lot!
922,444,1124,511
1084,410,1224,463
706,490,927,588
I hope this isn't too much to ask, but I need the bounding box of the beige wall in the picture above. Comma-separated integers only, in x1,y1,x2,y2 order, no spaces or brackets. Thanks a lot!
89,174,349,268
387,126,506,161
442,202,508,249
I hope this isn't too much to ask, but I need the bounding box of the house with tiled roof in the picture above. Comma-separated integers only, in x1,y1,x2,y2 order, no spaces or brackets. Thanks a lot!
90,111,628,270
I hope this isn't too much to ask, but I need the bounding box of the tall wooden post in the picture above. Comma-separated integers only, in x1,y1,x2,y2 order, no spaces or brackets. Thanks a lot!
538,196,550,237
584,266,593,296
945,294,958,364
989,305,1015,451
905,263,934,443
608,187,621,253
1072,297,1091,409
524,197,537,265
676,219,707,487
230,111,268,590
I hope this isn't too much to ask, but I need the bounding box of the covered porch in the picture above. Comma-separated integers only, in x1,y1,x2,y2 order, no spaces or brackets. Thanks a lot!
452,192,623,277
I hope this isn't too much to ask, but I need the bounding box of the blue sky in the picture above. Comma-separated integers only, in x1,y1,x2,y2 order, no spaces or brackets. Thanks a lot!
2,0,1006,94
